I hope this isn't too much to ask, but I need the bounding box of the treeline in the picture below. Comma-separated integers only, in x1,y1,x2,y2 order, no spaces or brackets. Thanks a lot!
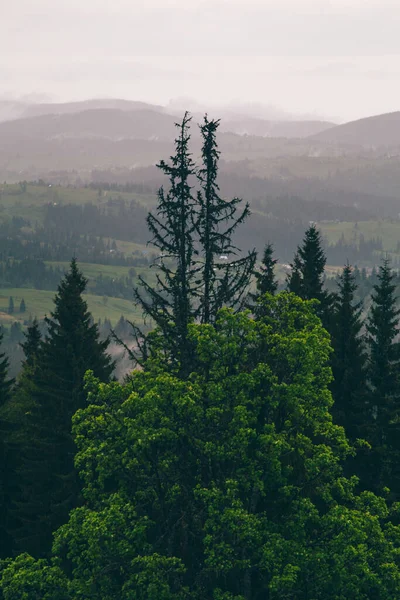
236,212,384,265
0,231,153,267
0,258,137,299
0,259,65,290
2,114,400,598
88,178,158,195
44,197,148,243
326,232,383,265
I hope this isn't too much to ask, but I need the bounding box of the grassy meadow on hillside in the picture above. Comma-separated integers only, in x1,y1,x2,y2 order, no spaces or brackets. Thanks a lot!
2,182,400,332
0,288,141,327
319,220,400,254
0,182,156,225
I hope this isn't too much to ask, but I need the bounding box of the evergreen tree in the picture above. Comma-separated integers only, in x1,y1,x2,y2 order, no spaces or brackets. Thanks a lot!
0,330,13,404
133,113,197,375
363,258,400,498
132,114,255,375
19,298,26,313
0,330,14,557
2,321,42,556
330,264,367,439
13,259,114,557
20,319,41,369
287,224,332,325
8,296,14,315
195,115,256,323
249,243,278,315
287,251,303,296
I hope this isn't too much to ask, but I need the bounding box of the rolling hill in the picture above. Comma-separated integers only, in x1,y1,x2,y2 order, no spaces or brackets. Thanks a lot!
311,111,400,148
0,98,335,140
220,117,335,138
0,108,177,142
21,98,165,118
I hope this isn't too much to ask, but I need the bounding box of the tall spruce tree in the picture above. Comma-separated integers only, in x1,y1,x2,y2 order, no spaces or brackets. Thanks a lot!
287,224,332,325
20,319,41,369
330,264,367,439
0,331,13,405
363,258,400,498
133,113,197,374
248,243,278,315
132,113,255,374
0,331,14,557
2,321,42,556
195,116,256,324
287,251,303,296
12,259,114,557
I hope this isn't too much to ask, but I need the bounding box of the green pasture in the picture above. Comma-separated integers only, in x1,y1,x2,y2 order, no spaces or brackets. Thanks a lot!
318,220,400,253
0,183,156,225
0,288,140,327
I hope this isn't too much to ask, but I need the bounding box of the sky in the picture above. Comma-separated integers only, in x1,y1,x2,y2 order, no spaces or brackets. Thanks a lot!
2,0,400,122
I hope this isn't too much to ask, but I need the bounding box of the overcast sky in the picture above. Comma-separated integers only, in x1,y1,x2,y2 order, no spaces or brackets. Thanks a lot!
3,0,400,122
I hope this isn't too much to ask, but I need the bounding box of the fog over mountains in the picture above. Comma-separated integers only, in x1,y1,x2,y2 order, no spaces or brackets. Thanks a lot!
2,97,399,148
1,96,400,220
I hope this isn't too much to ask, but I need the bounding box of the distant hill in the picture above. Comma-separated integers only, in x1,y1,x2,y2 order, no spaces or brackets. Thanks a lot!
0,100,29,123
0,97,335,140
21,98,165,119
220,118,335,138
311,111,400,148
0,108,177,142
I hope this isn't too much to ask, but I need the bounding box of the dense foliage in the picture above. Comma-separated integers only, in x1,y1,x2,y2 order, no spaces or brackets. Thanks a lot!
2,297,400,598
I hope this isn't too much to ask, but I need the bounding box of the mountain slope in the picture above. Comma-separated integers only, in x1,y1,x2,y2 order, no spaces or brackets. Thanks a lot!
0,100,29,123
21,98,165,119
311,111,400,148
220,118,335,138
0,108,177,142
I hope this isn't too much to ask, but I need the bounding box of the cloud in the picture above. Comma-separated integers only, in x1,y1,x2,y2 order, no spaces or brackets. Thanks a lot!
4,0,400,58
2,0,400,120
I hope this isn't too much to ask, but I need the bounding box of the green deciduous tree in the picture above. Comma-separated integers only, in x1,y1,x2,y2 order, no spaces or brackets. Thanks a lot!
6,295,400,599
12,259,114,557
0,553,70,600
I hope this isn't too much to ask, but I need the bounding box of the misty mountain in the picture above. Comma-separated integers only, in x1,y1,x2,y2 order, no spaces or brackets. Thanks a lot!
21,98,165,119
0,98,335,140
311,111,400,148
0,98,165,123
0,100,29,123
220,118,335,138
0,109,177,142
1,101,400,219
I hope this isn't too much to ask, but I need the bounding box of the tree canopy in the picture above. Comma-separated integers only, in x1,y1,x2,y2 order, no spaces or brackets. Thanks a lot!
3,294,400,599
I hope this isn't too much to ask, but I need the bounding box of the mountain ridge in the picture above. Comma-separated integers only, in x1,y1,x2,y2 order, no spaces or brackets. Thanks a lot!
311,111,400,148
